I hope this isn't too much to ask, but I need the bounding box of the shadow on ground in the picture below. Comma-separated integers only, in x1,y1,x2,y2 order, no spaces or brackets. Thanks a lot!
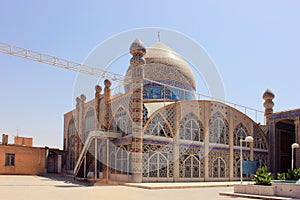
39,174,93,187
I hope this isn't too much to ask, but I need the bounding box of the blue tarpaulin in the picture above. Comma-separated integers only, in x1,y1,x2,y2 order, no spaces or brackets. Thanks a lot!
242,161,259,174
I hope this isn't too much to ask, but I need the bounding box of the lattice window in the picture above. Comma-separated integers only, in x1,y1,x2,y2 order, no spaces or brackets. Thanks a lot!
110,145,131,175
254,153,268,168
69,147,75,170
233,151,250,178
149,152,169,177
209,112,229,144
253,126,267,149
68,119,76,136
209,150,229,178
212,157,226,178
109,94,131,127
143,104,148,127
162,106,175,132
233,123,248,146
111,107,132,136
142,144,174,178
83,109,94,143
179,154,203,178
180,112,204,142
145,114,172,138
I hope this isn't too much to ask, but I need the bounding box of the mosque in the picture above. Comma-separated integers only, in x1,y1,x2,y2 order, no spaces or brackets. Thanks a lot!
63,39,299,182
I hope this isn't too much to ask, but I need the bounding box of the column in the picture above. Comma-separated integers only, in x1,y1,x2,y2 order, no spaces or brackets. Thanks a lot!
250,123,254,161
103,80,111,130
229,110,234,180
94,85,102,130
294,118,300,168
102,80,111,180
79,95,86,155
129,39,146,183
173,102,181,181
204,102,210,181
268,121,276,173
94,138,98,179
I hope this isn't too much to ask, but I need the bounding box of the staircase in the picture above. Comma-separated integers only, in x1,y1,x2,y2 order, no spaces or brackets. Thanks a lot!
73,130,122,178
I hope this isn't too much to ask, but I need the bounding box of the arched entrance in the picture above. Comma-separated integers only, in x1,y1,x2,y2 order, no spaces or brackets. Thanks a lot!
276,119,295,172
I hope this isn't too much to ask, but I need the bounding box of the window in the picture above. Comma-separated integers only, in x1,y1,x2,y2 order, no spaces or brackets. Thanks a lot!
209,112,229,144
83,110,94,142
212,157,226,178
5,153,15,166
111,107,132,136
179,112,204,142
145,114,172,138
233,123,248,146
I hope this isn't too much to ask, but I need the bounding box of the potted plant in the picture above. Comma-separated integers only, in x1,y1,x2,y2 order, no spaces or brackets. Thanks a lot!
234,166,275,196
253,166,273,185
277,168,300,181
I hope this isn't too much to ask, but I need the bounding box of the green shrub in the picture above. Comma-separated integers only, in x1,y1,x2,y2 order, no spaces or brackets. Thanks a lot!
253,166,273,186
286,168,300,180
277,168,300,180
277,172,286,180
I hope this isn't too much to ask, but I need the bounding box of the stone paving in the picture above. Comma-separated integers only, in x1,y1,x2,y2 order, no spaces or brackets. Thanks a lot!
0,175,253,200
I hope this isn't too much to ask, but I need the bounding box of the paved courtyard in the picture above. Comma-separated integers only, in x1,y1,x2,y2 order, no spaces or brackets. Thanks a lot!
0,175,252,200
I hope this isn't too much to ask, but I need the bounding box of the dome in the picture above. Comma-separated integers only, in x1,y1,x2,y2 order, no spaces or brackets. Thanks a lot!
125,40,196,101
126,41,196,90
144,42,196,90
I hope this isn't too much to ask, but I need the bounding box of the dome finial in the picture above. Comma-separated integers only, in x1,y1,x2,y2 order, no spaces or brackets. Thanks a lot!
263,88,275,116
130,38,146,56
130,38,146,67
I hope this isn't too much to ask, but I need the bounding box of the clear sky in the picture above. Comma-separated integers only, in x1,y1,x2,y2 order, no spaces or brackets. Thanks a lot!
0,0,300,148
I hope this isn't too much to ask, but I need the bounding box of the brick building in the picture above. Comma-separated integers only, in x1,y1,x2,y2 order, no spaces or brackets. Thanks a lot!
0,134,64,175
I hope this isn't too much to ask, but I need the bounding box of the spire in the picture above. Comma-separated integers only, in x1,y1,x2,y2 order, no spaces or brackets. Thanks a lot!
130,38,146,56
158,31,160,42
129,38,146,67
263,88,275,116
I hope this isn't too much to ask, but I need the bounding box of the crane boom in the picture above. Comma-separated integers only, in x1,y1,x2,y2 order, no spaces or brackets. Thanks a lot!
0,42,125,82
0,41,265,122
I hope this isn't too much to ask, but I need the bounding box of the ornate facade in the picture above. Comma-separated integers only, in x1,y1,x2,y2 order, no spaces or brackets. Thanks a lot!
63,39,270,182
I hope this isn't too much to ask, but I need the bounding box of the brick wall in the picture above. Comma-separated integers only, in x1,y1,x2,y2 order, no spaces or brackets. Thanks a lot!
0,144,46,175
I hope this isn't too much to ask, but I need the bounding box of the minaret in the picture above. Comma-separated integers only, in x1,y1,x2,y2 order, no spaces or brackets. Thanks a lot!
129,38,146,182
263,88,275,125
78,94,86,152
103,79,111,130
94,85,102,129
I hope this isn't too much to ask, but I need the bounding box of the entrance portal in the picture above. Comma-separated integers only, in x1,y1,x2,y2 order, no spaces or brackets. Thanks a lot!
276,120,295,172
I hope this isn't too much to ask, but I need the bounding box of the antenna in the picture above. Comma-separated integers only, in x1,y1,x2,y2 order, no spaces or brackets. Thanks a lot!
158,31,161,42
16,128,19,137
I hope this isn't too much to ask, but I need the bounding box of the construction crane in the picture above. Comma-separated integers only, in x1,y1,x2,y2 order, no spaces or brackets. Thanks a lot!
0,41,125,83
0,41,264,122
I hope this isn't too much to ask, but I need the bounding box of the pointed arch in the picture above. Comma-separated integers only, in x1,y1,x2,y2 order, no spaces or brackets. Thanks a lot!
83,109,94,143
68,119,76,137
144,113,173,138
253,125,268,150
179,112,204,142
147,152,169,178
110,145,130,175
180,154,202,178
233,123,248,146
212,157,226,178
109,106,132,136
209,112,229,145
